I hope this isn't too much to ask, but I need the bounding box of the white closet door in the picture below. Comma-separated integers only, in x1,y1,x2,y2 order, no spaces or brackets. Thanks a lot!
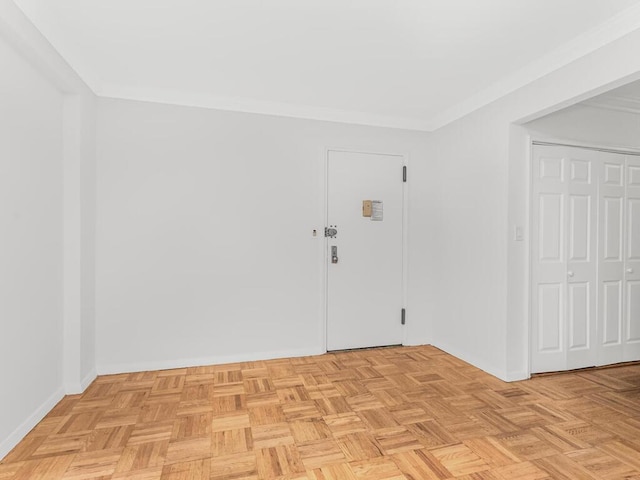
531,147,566,373
566,150,598,369
531,146,598,373
597,153,625,365
624,156,640,361
532,145,640,373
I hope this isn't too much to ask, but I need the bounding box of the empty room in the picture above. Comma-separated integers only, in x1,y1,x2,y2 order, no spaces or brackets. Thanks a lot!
2,0,640,478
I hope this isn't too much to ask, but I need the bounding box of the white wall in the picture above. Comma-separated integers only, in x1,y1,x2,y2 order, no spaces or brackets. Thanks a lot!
419,26,640,381
62,92,97,394
0,36,65,457
422,102,512,378
0,0,96,459
80,95,97,386
95,98,434,373
93,25,640,382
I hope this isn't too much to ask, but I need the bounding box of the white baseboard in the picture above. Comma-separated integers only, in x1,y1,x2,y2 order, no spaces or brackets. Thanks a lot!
431,341,511,382
97,347,326,376
505,369,530,382
65,368,97,395
402,338,431,347
81,368,98,390
0,387,65,461
403,340,528,381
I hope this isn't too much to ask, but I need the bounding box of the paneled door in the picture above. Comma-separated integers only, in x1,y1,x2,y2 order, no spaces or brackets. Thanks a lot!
531,146,598,373
326,150,404,351
532,144,640,373
625,156,640,361
597,152,626,365
599,154,640,363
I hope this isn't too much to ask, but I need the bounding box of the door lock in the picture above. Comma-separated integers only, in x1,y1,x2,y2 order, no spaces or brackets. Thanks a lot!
331,246,338,264
325,227,338,238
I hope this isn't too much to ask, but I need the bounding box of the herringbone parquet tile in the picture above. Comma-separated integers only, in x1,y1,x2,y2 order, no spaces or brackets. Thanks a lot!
2,345,640,479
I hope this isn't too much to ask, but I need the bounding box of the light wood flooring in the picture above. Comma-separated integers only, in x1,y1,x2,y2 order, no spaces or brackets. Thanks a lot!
2,345,640,479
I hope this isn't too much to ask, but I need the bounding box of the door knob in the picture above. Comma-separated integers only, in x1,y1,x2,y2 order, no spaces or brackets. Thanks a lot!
627,268,634,274
567,271,574,277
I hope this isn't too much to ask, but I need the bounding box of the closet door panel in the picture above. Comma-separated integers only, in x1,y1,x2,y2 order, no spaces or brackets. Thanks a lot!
566,150,598,369
531,147,568,373
598,154,626,365
624,158,640,359
531,146,598,372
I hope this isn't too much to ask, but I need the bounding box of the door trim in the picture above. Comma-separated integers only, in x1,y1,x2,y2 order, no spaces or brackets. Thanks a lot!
532,140,640,157
527,135,640,375
321,147,409,353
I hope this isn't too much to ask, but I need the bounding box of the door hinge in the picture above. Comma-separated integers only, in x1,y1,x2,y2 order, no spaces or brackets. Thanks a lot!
403,166,407,183
401,308,406,325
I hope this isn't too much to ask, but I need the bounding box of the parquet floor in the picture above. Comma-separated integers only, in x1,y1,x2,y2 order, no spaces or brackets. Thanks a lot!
2,346,640,479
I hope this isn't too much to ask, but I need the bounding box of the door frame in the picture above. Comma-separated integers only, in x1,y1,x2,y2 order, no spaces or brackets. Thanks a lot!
320,147,409,353
526,135,640,375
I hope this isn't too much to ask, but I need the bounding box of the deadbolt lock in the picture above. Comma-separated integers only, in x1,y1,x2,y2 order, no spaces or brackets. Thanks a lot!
325,227,337,238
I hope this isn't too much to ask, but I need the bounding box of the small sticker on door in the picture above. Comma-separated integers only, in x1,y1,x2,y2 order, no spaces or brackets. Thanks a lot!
371,201,383,221
362,200,372,217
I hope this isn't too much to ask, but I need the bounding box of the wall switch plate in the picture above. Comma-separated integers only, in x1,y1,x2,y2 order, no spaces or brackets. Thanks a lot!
514,225,524,241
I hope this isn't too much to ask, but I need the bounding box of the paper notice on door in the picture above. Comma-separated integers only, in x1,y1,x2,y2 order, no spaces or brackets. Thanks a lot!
371,200,383,221
362,200,372,217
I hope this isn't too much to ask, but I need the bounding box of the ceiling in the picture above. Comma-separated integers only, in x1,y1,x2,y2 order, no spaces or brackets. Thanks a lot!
12,0,640,131
583,79,640,114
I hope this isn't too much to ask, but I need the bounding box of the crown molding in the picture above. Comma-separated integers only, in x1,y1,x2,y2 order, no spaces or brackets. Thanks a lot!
582,93,640,115
96,84,433,132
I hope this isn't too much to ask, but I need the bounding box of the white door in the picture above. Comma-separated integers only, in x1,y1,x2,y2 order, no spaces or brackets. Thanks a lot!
597,152,625,365
531,145,598,373
531,144,640,373
625,156,640,361
326,150,404,351
596,153,640,364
